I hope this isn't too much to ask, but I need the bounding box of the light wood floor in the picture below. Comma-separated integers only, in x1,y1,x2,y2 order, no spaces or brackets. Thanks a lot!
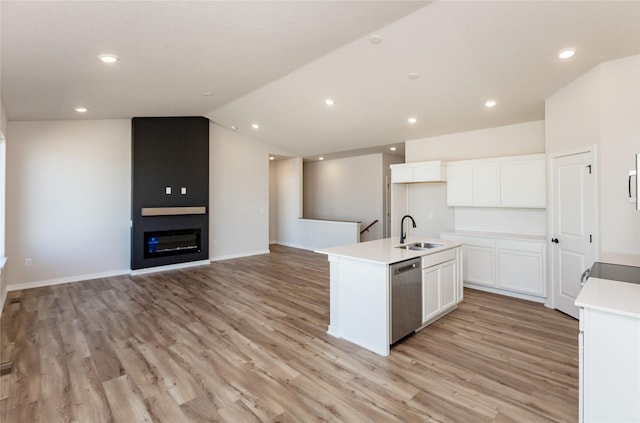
0,244,579,422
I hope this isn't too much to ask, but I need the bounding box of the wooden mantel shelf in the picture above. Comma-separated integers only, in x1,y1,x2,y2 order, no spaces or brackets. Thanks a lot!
141,206,207,216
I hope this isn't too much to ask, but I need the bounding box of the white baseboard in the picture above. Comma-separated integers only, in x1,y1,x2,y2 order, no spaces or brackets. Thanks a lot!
271,241,315,251
130,259,211,275
210,249,270,262
7,269,131,292
0,287,6,320
0,257,6,319
464,282,546,303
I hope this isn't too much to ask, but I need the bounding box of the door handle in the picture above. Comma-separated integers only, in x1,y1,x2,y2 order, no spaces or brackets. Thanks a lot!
551,238,559,244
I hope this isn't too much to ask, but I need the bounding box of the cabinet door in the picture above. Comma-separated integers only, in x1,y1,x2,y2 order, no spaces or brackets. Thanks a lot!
465,244,496,286
391,166,414,183
422,267,441,323
497,240,545,296
501,159,546,208
413,164,441,182
446,164,473,206
440,261,457,311
472,163,501,206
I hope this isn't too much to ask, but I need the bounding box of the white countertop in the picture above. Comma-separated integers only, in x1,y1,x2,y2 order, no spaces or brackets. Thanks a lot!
315,237,463,265
575,276,640,319
440,230,546,242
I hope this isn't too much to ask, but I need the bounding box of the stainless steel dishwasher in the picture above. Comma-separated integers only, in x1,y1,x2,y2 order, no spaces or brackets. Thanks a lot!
390,257,422,344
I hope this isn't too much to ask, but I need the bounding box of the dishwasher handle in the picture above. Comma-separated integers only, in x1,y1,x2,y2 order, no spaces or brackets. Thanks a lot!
394,262,419,275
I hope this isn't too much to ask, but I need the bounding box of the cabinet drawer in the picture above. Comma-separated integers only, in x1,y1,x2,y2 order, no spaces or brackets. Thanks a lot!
422,248,456,269
455,236,496,248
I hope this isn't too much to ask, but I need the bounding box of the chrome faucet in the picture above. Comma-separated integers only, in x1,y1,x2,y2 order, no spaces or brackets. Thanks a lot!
400,215,416,244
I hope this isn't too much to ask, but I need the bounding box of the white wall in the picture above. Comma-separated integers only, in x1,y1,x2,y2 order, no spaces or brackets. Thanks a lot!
599,56,640,256
407,183,454,239
382,154,403,237
210,123,270,260
6,120,131,287
406,120,545,162
303,153,389,241
546,55,640,257
1,104,7,136
545,68,601,155
272,157,304,247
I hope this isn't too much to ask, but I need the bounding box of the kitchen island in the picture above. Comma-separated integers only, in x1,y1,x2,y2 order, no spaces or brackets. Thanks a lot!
316,237,464,356
575,258,640,423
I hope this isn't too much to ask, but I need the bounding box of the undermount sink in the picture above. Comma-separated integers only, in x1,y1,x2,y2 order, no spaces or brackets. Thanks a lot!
396,241,444,251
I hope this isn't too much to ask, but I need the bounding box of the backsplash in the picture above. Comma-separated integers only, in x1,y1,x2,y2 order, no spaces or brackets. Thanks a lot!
454,207,547,236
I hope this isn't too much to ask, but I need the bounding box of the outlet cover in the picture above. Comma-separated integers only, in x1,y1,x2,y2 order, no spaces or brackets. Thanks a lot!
24,258,32,267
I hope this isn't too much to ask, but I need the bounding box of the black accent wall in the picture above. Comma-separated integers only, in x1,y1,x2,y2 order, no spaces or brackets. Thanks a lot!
131,117,209,270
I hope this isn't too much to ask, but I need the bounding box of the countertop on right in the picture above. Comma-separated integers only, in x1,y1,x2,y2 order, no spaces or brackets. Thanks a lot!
575,276,640,319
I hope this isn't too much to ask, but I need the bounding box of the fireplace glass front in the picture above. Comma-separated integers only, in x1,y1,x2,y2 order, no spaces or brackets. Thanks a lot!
144,229,201,259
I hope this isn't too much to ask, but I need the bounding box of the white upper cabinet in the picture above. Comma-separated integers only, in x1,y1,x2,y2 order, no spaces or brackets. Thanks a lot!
391,161,446,183
446,154,546,208
500,158,546,207
446,164,473,206
472,163,501,206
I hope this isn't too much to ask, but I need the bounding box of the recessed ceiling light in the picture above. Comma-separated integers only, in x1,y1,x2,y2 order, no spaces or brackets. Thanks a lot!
369,34,382,45
318,157,325,161
251,123,260,130
203,92,214,96
485,100,497,108
75,107,88,113
558,48,576,59
408,73,420,80
390,147,397,151
98,54,118,63
408,117,417,124
325,98,334,106
231,126,238,130
269,156,275,161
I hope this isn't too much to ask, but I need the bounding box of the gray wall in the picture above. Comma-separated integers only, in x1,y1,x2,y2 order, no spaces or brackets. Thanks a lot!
303,153,402,242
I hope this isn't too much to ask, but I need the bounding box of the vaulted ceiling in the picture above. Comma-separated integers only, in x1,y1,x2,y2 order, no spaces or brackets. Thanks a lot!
2,1,639,158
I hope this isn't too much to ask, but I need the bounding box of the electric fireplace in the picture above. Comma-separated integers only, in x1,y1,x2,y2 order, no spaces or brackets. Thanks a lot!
144,229,201,259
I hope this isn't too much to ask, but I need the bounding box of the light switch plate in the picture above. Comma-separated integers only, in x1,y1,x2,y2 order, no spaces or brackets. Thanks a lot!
165,187,171,194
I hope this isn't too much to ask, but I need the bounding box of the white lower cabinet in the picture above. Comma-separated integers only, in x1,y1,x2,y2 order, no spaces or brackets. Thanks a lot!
465,241,496,286
422,266,441,323
580,307,640,422
422,249,458,324
496,239,545,295
440,233,546,299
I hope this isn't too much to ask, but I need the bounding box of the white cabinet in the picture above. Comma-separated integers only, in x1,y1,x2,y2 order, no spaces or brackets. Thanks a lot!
391,166,414,183
446,154,546,208
422,265,441,322
579,307,640,423
465,242,496,287
500,159,546,207
472,163,501,206
391,161,446,183
421,248,459,324
446,164,473,206
496,239,545,295
440,233,546,299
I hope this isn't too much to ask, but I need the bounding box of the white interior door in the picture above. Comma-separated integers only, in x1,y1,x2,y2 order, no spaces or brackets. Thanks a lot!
551,151,596,319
